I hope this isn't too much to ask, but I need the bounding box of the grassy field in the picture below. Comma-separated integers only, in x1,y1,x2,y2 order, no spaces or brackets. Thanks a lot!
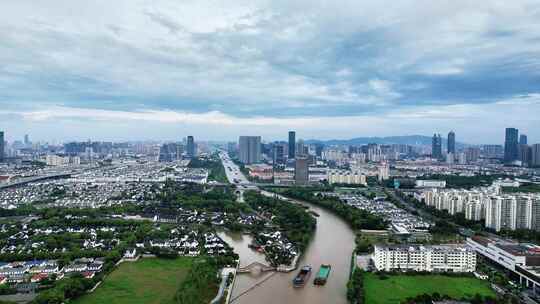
73,258,216,304
364,273,495,304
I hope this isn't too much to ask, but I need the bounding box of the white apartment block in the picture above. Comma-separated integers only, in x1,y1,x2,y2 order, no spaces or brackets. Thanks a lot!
465,200,484,221
485,195,540,232
423,186,500,219
422,186,540,231
378,163,389,182
373,244,476,273
45,155,80,166
45,155,70,166
327,170,367,185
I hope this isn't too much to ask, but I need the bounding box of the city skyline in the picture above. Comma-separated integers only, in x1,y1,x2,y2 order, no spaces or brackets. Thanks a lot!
0,128,538,147
2,2,540,303
1,1,540,142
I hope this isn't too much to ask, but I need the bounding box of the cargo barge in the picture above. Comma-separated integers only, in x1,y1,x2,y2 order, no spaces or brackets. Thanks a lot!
292,266,312,287
313,264,331,285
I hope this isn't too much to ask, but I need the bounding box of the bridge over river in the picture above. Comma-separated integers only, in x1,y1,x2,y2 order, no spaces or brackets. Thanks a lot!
218,151,356,304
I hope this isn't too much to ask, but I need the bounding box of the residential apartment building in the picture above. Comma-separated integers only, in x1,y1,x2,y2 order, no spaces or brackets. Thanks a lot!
485,195,540,231
327,170,367,185
373,244,476,273
294,155,309,185
423,187,540,231
238,136,261,164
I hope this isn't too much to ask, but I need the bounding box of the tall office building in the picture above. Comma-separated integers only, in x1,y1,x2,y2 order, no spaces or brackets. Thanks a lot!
504,128,519,163
482,145,504,159
159,143,183,162
273,143,285,165
519,144,531,167
0,131,4,162
238,136,261,164
186,136,196,158
296,139,306,157
288,131,296,159
532,144,540,167
520,134,528,145
432,134,442,160
447,131,456,154
24,134,30,146
294,155,309,185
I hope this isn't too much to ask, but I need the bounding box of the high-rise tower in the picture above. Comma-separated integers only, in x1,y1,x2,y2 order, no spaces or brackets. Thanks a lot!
447,131,456,154
288,131,296,159
504,128,519,163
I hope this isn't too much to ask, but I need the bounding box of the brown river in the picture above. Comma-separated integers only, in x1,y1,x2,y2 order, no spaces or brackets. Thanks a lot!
219,196,356,304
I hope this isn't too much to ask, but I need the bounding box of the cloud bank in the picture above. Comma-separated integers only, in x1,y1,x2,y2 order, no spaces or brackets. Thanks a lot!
0,0,539,142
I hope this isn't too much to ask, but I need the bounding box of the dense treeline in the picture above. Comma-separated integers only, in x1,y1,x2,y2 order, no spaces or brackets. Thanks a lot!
244,191,316,252
158,182,252,219
497,228,540,244
174,257,232,304
281,188,388,231
347,270,364,304
0,285,17,295
402,292,503,304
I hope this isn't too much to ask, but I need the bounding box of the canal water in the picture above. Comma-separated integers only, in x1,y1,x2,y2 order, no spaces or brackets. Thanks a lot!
220,198,356,304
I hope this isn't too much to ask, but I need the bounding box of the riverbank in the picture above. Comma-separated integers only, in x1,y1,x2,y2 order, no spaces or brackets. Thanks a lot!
226,193,356,304
219,154,355,304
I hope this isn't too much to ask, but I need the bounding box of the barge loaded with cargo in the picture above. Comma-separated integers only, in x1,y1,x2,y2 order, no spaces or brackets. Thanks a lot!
292,266,312,287
313,264,331,285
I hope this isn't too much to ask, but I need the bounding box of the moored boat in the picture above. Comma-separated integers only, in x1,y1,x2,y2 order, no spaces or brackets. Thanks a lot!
313,264,331,285
292,265,312,287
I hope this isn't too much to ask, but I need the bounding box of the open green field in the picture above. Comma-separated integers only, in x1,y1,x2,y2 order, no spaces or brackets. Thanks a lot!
364,273,495,304
73,258,216,304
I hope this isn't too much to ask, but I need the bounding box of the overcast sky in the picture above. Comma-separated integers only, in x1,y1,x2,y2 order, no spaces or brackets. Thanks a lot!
1,0,539,144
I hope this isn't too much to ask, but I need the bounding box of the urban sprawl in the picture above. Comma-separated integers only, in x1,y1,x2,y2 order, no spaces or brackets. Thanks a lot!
0,128,540,304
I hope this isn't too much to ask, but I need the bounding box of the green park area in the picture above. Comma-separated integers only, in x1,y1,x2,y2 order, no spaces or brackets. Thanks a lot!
73,258,218,304
364,273,495,304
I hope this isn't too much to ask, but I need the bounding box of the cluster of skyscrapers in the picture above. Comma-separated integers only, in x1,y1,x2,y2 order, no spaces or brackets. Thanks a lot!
504,128,540,167
430,128,539,167
158,136,196,162
236,131,310,185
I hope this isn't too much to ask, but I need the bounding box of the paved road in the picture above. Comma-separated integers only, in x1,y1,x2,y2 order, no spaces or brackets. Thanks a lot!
218,152,258,202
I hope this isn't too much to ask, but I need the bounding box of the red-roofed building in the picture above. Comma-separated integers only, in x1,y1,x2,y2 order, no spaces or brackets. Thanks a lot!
31,273,48,283
82,271,95,279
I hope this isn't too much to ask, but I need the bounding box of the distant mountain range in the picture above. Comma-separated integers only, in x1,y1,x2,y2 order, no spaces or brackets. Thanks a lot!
305,135,469,147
